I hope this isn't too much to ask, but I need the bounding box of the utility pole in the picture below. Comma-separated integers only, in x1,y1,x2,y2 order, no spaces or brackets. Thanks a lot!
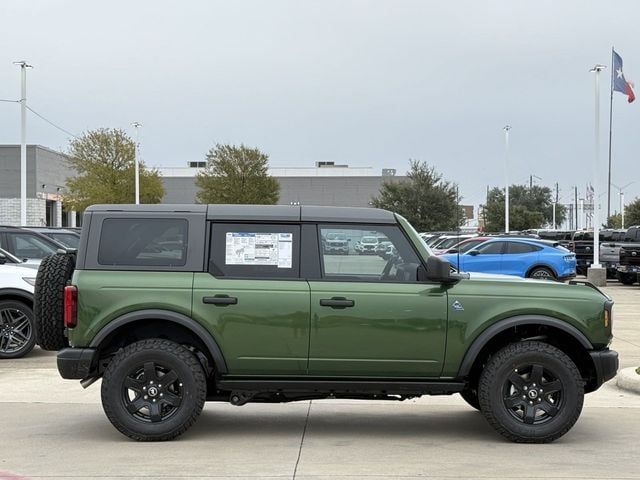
553,182,559,229
131,122,142,204
13,61,32,226
503,125,511,233
574,186,578,229
621,191,625,228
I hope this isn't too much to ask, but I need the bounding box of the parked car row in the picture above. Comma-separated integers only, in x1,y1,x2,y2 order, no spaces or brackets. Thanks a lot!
0,226,81,359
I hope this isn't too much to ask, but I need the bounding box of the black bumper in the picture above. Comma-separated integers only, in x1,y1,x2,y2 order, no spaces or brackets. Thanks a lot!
57,348,98,379
589,349,619,390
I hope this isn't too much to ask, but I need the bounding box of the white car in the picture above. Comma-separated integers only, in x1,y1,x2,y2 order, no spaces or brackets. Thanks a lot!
0,256,37,359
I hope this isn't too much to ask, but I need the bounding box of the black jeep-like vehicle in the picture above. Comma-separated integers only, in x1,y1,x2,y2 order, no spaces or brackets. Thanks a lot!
616,226,640,285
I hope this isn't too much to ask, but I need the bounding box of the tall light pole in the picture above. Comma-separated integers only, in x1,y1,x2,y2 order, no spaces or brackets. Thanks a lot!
13,61,32,226
503,125,511,233
131,122,142,204
588,64,606,283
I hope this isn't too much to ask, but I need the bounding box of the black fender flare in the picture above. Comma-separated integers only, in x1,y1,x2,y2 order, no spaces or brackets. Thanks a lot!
457,315,593,378
0,288,34,304
89,309,228,374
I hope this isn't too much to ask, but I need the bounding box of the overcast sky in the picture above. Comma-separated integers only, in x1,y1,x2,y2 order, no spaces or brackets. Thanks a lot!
1,0,640,210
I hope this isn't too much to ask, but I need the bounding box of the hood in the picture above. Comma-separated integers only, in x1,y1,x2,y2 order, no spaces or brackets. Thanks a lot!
0,263,40,276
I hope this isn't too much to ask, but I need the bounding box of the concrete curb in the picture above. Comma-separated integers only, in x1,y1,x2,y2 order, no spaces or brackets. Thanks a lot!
616,367,640,395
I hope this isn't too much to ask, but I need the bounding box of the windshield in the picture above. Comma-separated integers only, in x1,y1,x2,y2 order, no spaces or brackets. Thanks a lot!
458,238,486,253
48,232,80,248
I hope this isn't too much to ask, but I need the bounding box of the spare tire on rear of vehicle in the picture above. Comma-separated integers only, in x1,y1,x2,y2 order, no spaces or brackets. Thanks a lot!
34,253,75,351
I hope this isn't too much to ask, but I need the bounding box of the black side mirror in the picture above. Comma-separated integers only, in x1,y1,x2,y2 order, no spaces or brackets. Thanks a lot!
468,250,479,256
0,253,6,265
425,256,454,283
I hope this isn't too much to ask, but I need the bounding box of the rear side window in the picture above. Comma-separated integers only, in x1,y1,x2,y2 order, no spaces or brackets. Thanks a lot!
209,223,300,279
98,218,188,267
506,242,541,254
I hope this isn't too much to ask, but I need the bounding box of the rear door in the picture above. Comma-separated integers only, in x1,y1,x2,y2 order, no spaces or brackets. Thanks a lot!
502,241,541,277
192,222,311,375
307,223,447,377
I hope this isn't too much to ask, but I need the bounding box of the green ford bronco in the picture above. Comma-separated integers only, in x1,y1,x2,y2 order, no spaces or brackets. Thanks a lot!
34,204,618,443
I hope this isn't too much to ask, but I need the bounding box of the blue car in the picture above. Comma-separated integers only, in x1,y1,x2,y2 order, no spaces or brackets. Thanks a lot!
441,238,577,281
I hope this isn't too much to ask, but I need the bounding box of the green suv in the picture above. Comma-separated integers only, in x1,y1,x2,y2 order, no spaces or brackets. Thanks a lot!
35,204,618,443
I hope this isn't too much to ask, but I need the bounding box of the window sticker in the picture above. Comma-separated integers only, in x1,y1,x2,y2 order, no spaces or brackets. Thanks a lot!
225,232,292,268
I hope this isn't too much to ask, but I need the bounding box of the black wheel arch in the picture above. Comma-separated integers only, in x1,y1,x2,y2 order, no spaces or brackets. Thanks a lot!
457,315,600,392
0,288,34,306
89,309,228,374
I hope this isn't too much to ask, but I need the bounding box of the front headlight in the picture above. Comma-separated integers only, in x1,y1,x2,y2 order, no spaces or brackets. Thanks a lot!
22,277,36,286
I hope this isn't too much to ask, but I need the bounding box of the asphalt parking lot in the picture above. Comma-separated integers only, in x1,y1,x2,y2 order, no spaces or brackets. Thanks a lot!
1,281,639,480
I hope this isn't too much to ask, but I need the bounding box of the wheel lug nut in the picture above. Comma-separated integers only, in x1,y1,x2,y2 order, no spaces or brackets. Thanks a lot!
160,393,164,397
158,384,162,388
532,383,536,387
522,395,526,400
144,395,148,400
143,386,146,390
150,380,154,384
529,401,533,405
153,399,157,402
523,386,528,390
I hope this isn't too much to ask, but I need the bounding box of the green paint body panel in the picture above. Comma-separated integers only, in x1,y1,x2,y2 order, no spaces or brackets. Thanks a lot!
68,214,612,381
68,270,194,347
192,274,310,375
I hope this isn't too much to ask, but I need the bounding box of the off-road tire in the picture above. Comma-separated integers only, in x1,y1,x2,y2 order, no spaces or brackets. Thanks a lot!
459,388,481,411
34,253,74,350
478,341,584,443
617,272,636,285
0,300,36,359
101,339,206,441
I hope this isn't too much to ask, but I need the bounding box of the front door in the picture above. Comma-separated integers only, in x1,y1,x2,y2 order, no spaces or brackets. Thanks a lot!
309,224,448,377
192,222,310,375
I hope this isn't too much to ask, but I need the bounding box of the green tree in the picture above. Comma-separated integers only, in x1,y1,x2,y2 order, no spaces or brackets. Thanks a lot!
625,197,640,227
195,144,279,204
371,160,464,231
483,184,566,232
606,213,622,228
64,128,164,211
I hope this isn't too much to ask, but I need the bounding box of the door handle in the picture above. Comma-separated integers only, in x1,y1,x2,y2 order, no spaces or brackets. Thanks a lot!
203,295,238,306
319,297,355,309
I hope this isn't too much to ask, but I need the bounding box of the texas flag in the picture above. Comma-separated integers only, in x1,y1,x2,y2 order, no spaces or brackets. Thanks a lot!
613,50,635,103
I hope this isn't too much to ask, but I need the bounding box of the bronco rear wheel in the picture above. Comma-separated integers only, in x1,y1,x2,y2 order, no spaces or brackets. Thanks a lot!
101,339,206,441
478,341,583,443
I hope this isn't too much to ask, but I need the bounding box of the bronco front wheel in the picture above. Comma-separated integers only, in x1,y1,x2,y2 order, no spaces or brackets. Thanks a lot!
101,339,206,441
477,341,584,443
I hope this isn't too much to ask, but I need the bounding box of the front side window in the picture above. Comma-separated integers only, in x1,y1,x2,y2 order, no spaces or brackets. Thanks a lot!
98,218,188,267
9,233,57,259
319,224,421,282
209,223,300,278
474,241,506,254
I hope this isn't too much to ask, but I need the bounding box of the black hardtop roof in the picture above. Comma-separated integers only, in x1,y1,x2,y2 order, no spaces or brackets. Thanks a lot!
85,204,397,224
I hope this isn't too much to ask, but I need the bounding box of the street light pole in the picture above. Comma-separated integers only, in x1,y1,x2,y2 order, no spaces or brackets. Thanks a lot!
14,61,32,226
588,64,606,283
131,122,142,204
621,192,625,228
503,125,511,233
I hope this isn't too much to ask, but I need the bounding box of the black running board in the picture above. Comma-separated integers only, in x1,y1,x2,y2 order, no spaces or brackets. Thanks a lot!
217,378,465,396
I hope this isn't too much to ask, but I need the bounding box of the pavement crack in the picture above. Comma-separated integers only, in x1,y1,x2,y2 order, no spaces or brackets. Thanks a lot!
292,400,312,480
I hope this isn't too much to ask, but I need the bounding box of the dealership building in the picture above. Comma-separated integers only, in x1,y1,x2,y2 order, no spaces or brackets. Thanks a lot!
0,145,474,225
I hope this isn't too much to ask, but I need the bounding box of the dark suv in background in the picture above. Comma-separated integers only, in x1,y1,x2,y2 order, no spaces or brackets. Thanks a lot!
617,226,640,285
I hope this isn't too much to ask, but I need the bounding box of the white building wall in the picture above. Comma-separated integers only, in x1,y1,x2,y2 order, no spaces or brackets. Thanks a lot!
0,198,46,225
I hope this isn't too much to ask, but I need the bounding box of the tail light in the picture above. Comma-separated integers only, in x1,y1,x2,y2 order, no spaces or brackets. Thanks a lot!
64,285,78,328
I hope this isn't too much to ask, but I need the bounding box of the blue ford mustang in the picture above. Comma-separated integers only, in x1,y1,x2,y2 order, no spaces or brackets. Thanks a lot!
440,237,577,280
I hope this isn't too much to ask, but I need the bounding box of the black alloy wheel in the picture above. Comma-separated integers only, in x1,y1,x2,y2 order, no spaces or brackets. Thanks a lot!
0,301,36,359
122,361,184,423
502,364,562,425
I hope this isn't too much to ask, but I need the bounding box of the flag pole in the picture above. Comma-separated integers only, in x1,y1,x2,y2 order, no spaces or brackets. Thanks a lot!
606,47,614,222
